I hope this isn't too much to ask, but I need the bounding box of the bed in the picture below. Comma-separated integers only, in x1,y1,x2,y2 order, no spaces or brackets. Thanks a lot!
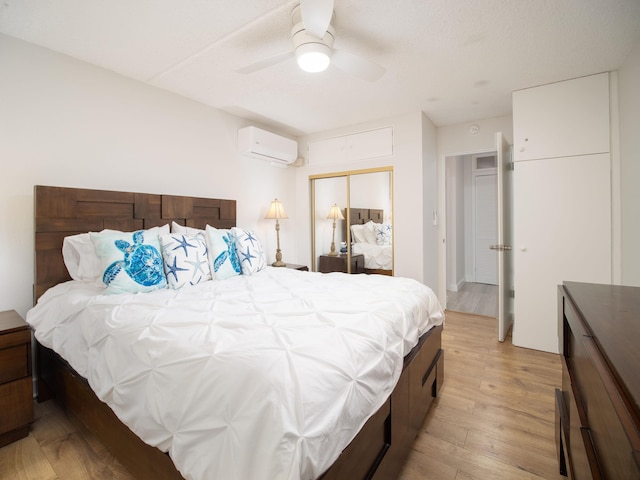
348,208,393,275
28,185,444,480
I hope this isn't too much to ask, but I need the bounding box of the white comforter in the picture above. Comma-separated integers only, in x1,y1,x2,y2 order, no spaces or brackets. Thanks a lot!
27,267,443,480
352,242,393,270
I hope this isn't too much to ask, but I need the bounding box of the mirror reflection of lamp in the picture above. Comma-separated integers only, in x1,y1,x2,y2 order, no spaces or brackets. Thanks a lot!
265,198,288,267
326,204,344,256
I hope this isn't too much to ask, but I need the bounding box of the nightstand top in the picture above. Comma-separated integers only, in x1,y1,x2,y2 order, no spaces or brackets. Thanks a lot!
0,310,28,334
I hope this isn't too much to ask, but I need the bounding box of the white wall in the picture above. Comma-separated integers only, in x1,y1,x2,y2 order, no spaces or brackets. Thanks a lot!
297,112,437,288
436,115,513,304
0,34,297,318
619,39,640,286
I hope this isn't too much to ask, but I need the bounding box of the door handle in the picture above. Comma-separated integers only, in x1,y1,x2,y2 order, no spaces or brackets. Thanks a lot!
489,244,512,251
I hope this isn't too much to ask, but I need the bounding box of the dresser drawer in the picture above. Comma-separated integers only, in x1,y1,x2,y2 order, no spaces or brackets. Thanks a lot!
0,343,30,384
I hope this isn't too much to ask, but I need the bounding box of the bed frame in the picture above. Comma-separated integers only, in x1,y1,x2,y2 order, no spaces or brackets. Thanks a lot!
347,207,392,276
33,185,444,480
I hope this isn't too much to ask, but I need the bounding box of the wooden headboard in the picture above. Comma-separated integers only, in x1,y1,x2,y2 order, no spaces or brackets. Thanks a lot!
34,185,236,301
348,208,383,226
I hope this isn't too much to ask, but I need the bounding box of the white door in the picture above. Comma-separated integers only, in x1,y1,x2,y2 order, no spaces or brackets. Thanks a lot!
512,153,611,353
474,174,497,284
496,132,514,342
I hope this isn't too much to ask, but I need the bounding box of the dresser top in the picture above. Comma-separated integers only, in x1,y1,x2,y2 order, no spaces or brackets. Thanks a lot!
564,282,640,416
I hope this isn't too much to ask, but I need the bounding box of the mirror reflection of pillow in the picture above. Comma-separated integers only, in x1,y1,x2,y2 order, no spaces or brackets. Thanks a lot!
374,222,392,246
363,221,378,244
350,224,367,244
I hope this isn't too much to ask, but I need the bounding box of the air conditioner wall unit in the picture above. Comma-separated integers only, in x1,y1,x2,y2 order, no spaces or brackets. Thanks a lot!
237,126,298,165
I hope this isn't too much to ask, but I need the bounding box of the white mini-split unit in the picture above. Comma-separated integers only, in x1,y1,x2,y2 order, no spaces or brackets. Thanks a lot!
237,126,298,166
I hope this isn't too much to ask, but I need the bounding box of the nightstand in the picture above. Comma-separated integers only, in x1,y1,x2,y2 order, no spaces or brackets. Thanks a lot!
284,263,309,271
318,254,365,274
0,310,34,447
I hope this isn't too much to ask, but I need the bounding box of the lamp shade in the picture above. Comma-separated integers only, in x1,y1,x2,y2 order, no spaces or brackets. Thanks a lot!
265,198,288,219
326,204,344,220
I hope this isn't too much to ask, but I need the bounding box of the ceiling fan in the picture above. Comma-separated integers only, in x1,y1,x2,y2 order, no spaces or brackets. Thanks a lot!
237,0,385,82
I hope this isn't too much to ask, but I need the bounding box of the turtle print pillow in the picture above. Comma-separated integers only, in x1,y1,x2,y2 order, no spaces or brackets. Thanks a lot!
91,230,167,294
231,227,266,275
204,225,242,280
160,233,211,289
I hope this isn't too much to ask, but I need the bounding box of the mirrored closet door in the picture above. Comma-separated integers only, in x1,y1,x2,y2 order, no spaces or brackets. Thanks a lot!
310,167,393,275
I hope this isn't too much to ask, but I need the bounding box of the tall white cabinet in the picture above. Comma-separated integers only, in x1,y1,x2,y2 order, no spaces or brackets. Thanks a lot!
512,73,612,353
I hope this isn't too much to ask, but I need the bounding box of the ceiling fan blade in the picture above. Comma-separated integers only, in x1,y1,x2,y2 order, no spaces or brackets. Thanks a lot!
236,51,294,74
331,49,385,82
300,0,334,39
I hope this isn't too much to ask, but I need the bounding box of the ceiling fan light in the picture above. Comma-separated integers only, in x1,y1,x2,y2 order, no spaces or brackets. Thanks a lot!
295,43,331,73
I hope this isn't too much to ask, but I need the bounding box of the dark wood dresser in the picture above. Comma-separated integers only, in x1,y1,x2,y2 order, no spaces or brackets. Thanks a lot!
556,282,640,479
0,310,34,447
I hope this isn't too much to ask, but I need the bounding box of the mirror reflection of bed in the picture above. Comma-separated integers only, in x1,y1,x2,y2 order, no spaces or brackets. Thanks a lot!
311,167,393,275
347,207,392,275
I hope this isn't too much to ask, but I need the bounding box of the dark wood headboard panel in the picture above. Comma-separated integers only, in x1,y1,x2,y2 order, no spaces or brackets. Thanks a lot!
34,185,236,301
345,207,384,239
348,208,383,226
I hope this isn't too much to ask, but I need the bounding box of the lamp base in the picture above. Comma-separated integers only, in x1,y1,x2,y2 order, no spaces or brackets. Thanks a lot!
272,261,286,267
327,251,338,256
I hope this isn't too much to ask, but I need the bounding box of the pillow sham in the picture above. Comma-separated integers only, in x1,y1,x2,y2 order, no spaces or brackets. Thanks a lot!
160,233,211,289
171,221,205,236
350,224,367,244
205,225,242,280
91,229,167,294
63,225,169,283
363,221,378,244
373,222,392,246
231,227,267,275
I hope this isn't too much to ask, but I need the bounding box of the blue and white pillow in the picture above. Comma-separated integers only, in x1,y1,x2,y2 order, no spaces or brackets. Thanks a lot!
373,222,392,246
160,233,211,289
205,225,241,280
90,230,167,294
231,227,266,275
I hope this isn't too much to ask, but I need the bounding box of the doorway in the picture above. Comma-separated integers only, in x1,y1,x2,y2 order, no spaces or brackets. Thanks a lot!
445,152,499,317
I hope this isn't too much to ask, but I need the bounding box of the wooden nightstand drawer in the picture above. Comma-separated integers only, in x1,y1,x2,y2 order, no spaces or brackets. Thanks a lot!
0,377,34,435
0,343,30,384
0,310,34,447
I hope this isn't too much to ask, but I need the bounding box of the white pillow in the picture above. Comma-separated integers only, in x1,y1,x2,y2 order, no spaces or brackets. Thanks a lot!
231,227,266,275
91,229,167,294
350,224,367,244
373,222,392,246
160,233,211,289
63,225,169,283
205,225,242,280
171,221,205,236
363,221,378,244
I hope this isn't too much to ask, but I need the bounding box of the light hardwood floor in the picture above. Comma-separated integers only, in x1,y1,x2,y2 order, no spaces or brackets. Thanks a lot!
0,311,562,480
447,282,498,318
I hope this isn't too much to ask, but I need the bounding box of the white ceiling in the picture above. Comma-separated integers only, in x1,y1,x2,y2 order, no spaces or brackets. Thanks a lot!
2,0,640,136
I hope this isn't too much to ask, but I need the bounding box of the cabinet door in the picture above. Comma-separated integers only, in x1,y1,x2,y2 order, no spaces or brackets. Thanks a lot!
513,73,610,161
512,154,611,353
308,136,347,166
346,127,393,161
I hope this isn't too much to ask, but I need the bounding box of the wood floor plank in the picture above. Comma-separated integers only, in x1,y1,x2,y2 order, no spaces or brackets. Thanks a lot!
0,434,57,480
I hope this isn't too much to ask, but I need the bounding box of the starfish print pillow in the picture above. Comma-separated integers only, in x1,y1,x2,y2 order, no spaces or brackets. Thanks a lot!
160,233,211,289
231,227,266,275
